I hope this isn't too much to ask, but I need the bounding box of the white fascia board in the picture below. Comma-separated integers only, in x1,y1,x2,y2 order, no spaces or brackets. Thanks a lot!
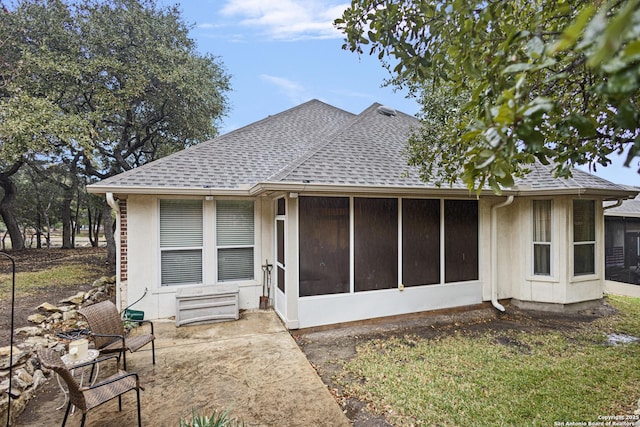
86,185,253,197
250,181,481,197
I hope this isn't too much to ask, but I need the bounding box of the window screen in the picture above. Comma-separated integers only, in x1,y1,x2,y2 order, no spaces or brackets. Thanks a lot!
159,200,203,286
299,197,350,296
444,200,478,283
354,198,398,292
403,199,440,286
216,200,254,281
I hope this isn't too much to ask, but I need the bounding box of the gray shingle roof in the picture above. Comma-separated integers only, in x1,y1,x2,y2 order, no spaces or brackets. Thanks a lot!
605,190,640,217
91,100,355,190
88,99,636,198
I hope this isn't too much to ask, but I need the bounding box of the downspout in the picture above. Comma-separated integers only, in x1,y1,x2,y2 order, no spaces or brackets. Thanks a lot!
603,199,624,210
106,193,121,310
491,195,514,312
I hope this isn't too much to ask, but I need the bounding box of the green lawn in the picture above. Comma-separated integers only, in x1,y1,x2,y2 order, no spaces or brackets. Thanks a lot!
0,257,107,300
339,295,640,426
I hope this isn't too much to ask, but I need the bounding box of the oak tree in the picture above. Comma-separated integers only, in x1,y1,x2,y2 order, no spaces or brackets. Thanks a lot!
336,0,640,191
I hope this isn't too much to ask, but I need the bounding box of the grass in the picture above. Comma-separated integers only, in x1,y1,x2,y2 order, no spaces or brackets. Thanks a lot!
338,295,640,426
0,263,104,300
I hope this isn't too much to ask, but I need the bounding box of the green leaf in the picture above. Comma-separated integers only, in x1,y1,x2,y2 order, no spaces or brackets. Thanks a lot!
550,5,596,54
588,0,640,67
615,101,639,130
525,37,545,59
502,63,535,74
567,114,596,137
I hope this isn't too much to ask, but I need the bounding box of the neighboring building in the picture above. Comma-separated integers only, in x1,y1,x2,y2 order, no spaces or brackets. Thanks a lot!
87,100,638,329
605,192,640,285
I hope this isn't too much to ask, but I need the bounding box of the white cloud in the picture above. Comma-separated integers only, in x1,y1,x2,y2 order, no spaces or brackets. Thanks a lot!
260,74,309,104
220,0,349,41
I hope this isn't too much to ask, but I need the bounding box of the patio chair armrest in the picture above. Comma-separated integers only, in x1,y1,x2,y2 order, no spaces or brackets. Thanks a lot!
128,319,154,335
69,354,121,370
91,332,126,347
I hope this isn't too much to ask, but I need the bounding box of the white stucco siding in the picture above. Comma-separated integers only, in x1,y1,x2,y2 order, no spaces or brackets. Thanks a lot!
505,196,605,306
298,282,482,329
122,195,267,320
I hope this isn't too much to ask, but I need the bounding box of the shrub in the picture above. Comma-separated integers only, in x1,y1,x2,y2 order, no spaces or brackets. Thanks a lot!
179,408,245,427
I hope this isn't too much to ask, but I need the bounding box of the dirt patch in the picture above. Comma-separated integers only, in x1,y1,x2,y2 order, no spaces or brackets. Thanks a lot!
293,303,618,426
0,248,113,346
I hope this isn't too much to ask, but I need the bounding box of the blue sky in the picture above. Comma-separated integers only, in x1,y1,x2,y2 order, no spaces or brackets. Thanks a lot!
164,0,639,187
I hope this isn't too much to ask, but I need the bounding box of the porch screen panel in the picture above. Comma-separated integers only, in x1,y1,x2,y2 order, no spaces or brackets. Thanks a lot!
444,200,478,283
159,200,203,286
277,219,284,266
403,198,440,286
299,197,349,296
355,197,398,292
216,200,255,281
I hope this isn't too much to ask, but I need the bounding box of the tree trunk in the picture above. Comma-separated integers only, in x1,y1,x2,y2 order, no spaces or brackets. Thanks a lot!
61,193,73,249
87,205,102,248
103,200,116,267
0,164,25,250
36,211,42,249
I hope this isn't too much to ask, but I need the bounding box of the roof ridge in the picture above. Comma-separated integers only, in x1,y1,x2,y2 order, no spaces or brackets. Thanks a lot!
263,105,380,182
267,103,390,182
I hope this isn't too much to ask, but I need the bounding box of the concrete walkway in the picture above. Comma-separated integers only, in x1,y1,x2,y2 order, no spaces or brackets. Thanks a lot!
16,310,351,426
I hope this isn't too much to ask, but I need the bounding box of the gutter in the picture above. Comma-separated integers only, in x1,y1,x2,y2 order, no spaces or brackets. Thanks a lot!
491,195,514,312
603,199,624,210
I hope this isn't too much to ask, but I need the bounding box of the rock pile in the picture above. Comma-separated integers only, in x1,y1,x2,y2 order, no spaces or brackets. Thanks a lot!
0,276,115,424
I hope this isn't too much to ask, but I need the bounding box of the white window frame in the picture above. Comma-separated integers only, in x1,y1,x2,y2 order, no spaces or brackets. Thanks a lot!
573,199,596,276
215,199,255,282
158,199,204,287
532,200,552,276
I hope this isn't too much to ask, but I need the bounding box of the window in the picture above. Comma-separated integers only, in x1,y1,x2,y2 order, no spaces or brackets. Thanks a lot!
403,199,440,286
299,197,350,296
354,197,398,292
573,200,596,276
444,200,478,283
159,200,203,286
216,200,254,282
533,200,552,276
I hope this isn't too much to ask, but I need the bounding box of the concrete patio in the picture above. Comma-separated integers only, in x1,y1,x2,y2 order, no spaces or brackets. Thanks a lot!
15,310,350,426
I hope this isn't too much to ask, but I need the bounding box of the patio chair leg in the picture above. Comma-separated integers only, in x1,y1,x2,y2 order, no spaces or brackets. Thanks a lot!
122,351,127,370
118,395,122,411
152,340,155,365
136,388,142,427
80,413,87,427
62,401,72,427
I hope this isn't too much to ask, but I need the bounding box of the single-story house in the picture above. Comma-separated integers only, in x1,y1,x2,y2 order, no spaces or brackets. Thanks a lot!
87,99,639,329
605,192,640,285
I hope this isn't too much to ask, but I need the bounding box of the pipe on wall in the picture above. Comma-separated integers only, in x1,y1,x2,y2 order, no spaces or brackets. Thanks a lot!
106,193,121,310
491,195,514,312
